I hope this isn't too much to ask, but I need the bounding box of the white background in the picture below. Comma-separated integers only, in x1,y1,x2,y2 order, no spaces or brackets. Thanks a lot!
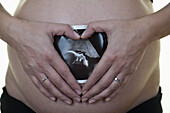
0,0,170,113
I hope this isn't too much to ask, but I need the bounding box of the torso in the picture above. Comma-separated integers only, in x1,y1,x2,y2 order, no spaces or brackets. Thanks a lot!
6,0,160,113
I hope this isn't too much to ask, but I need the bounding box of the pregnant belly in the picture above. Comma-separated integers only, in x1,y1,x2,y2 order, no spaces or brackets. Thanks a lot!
7,0,160,113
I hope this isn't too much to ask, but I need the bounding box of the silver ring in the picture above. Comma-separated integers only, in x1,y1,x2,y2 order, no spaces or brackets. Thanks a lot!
114,77,122,84
41,76,48,83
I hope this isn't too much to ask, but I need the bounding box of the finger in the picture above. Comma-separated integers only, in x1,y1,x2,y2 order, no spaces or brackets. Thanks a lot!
42,78,73,105
38,73,74,105
50,24,80,40
44,66,81,102
30,75,57,101
105,74,130,102
88,73,124,104
82,60,123,101
50,51,82,95
103,66,133,102
82,50,114,95
81,21,106,39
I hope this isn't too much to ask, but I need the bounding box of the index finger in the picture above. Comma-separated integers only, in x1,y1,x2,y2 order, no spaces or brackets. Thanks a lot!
81,21,106,39
82,50,114,94
49,24,80,40
49,50,82,95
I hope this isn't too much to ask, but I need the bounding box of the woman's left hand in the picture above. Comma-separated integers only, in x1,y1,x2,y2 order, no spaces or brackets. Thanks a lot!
81,19,154,103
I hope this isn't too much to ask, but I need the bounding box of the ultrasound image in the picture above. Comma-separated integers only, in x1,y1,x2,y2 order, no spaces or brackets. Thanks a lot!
53,29,107,82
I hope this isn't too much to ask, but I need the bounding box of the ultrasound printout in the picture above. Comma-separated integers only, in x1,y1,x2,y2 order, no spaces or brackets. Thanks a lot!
54,29,107,82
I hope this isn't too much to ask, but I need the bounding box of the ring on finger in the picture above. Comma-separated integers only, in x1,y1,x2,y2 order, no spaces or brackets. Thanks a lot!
41,76,48,83
114,77,122,84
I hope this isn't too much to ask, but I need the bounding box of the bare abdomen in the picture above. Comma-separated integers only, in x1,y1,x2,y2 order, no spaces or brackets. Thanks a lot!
6,0,160,113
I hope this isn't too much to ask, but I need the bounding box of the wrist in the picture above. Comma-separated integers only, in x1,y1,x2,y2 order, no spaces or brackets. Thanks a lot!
0,15,16,41
131,16,155,47
0,15,24,47
135,13,163,45
139,3,170,42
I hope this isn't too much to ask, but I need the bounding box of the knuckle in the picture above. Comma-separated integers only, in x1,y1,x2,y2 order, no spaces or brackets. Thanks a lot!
58,96,68,102
53,92,67,101
106,53,117,63
85,92,93,98
85,89,96,97
88,22,96,29
63,24,71,30
109,85,118,91
31,77,40,88
65,90,72,94
108,88,115,93
36,61,46,69
65,90,74,97
23,67,33,75
39,87,46,94
50,89,60,98
43,67,51,74
44,52,54,61
107,87,114,94
45,83,53,92
96,94,105,100
94,74,101,80
54,78,63,89
60,68,70,78
68,82,77,89
35,82,42,89
92,88,100,94
25,60,36,69
99,83,108,89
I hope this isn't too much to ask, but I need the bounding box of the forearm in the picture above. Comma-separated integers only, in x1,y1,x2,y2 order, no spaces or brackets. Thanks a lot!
145,3,170,41
0,3,18,42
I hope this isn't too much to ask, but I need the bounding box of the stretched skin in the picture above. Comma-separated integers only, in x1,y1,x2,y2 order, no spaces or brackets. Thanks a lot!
5,0,160,113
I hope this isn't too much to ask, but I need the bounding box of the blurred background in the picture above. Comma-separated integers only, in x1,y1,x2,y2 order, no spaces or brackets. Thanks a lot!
0,0,170,112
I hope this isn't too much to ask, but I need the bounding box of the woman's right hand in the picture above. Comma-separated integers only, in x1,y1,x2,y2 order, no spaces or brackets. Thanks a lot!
4,18,81,105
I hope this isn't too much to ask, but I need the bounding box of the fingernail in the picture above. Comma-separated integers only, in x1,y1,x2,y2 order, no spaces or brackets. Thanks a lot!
75,90,81,95
81,32,86,39
74,97,81,102
65,100,72,105
74,31,80,39
105,97,111,102
82,98,88,102
82,91,87,95
89,99,96,104
49,97,56,101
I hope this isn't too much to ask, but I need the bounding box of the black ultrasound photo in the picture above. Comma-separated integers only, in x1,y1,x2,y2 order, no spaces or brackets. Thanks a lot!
53,26,107,83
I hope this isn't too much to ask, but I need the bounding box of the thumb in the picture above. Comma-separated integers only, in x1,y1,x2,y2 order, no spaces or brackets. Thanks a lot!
52,24,80,40
81,21,106,39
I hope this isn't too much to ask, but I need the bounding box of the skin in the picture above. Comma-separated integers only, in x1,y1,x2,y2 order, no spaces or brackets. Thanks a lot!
81,16,170,103
0,7,82,104
81,3,170,103
0,0,169,113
